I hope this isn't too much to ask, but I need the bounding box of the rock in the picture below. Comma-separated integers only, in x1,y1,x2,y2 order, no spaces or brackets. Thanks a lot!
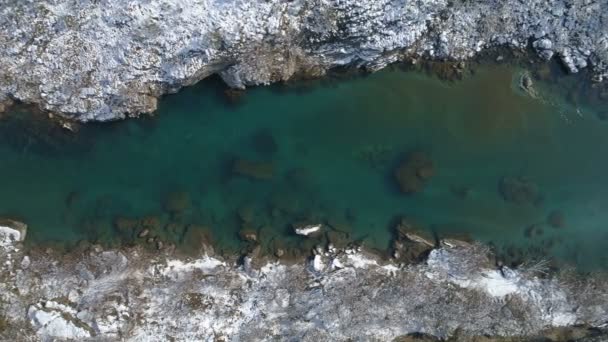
0,219,28,243
392,218,435,262
232,159,274,181
20,256,31,269
394,152,434,194
238,228,258,242
2,0,605,123
533,38,554,60
293,223,322,237
498,176,541,205
547,210,565,228
182,225,214,255
138,229,150,238
224,88,245,105
163,191,191,214
326,230,350,249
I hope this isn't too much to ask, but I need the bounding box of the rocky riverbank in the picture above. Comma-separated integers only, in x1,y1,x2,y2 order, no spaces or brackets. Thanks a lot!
1,0,607,122
1,220,607,341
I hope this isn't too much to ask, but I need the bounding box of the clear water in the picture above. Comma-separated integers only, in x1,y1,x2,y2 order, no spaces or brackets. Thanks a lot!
1,63,607,270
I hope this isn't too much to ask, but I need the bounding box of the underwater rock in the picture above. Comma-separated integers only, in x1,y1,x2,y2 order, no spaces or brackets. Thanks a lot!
524,224,544,238
293,223,323,237
232,159,274,181
547,210,565,228
224,88,246,105
141,216,162,231
163,191,192,215
237,205,255,223
113,217,139,231
498,176,541,205
422,61,465,81
250,129,278,155
394,152,434,194
182,225,214,255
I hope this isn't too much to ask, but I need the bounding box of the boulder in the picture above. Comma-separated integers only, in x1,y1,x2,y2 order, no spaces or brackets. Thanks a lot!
394,152,434,194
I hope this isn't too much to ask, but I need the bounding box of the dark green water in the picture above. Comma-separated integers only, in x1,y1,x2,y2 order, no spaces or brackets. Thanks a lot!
1,63,608,269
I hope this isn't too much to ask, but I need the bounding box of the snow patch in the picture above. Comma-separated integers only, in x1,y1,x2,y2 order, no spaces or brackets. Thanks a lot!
294,224,322,236
159,255,225,280
28,303,92,340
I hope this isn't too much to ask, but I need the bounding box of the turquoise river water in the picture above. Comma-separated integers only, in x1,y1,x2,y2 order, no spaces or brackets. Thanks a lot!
1,62,607,270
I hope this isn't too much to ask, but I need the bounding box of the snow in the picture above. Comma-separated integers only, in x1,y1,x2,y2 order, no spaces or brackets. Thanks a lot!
0,225,23,247
159,255,225,279
475,270,519,297
294,224,322,236
27,304,92,339
346,253,378,268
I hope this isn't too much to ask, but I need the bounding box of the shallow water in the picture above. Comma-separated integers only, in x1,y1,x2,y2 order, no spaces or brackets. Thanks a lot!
1,63,607,270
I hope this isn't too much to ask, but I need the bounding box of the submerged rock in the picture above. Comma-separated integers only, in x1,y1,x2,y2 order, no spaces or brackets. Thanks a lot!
394,152,435,194
163,191,192,215
498,176,542,205
547,210,565,229
232,159,274,181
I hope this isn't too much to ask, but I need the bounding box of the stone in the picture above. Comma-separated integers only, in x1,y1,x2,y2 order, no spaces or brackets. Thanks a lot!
394,152,434,194
232,159,274,181
498,176,541,205
138,229,150,238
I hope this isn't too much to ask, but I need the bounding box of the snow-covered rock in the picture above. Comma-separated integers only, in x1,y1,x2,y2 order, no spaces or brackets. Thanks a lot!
0,0,606,121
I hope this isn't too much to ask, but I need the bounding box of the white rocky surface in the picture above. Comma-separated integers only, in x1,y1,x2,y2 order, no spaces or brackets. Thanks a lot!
0,231,607,341
0,0,607,121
